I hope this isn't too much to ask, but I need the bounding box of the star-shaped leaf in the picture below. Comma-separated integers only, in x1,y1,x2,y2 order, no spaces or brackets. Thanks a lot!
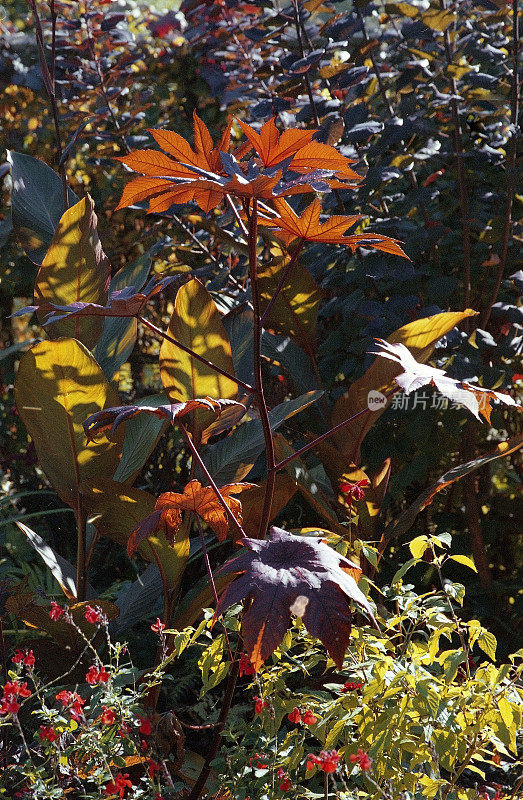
372,339,517,422
266,198,408,257
215,526,377,670
128,479,255,553
83,397,244,441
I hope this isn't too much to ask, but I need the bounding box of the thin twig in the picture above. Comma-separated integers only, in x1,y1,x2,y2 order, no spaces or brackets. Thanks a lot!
272,387,398,470
479,0,519,330
248,200,276,538
137,315,253,393
179,425,248,541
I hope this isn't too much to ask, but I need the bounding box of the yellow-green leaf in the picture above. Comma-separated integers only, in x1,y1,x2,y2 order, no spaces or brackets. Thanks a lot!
159,278,237,415
35,195,109,350
14,338,123,508
477,628,497,660
409,535,430,559
449,554,477,572
331,309,477,464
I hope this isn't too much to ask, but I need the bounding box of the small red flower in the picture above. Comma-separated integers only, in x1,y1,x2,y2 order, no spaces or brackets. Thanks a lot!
253,696,268,714
239,653,255,676
287,707,302,724
341,681,364,693
248,753,268,768
150,618,165,633
86,665,109,685
0,698,20,715
104,772,133,798
101,706,116,726
302,709,318,725
84,604,102,624
138,715,152,735
22,650,35,667
56,690,85,719
49,601,65,621
279,778,291,791
306,754,321,771
277,768,285,779
307,750,340,773
148,760,163,779
12,649,24,664
340,478,369,505
350,748,371,771
56,690,72,706
39,725,58,742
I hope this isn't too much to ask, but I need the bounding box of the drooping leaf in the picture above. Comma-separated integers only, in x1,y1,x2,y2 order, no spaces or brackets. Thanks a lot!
159,279,238,426
380,435,523,545
109,563,164,636
331,310,478,464
80,479,190,593
7,150,78,264
202,390,324,484
16,521,95,601
128,479,255,553
34,195,110,350
215,526,376,670
371,339,517,422
14,339,123,508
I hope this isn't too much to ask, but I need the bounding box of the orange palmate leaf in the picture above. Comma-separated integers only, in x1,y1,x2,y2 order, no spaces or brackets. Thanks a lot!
268,198,408,257
128,480,256,553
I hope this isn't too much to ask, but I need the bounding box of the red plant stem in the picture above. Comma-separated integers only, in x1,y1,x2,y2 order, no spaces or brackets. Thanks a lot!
195,516,234,663
479,0,519,330
187,659,240,800
272,387,398,470
260,240,304,327
137,315,253,393
248,200,276,538
440,0,471,318
179,425,248,541
28,0,68,209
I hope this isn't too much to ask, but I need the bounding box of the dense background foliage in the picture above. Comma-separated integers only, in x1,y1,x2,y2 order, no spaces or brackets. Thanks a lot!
0,0,521,798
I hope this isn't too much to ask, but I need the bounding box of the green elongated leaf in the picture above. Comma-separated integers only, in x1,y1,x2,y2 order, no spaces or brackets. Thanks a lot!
7,150,78,264
160,278,237,409
113,394,171,484
16,521,96,600
261,331,318,396
449,554,477,572
382,434,523,544
35,195,110,350
331,310,477,465
201,390,324,484
14,338,123,508
80,479,189,593
223,306,255,388
93,250,153,380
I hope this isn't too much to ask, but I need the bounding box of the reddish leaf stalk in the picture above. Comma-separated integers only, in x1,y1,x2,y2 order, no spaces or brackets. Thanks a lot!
179,425,248,541
248,199,276,538
137,315,253,393
273,387,398,470
260,239,304,327
479,0,519,330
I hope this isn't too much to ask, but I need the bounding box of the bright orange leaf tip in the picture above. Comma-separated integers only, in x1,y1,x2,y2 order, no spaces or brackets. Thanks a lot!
236,117,362,182
128,480,256,554
265,198,409,257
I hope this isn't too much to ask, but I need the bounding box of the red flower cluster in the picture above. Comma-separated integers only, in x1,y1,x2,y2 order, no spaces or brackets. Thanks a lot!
277,767,291,791
84,604,102,624
12,649,35,667
349,748,372,771
287,707,318,725
101,706,116,726
39,725,58,742
340,478,369,506
306,750,340,773
0,680,31,716
56,690,85,720
253,696,268,714
150,618,165,633
239,653,255,676
341,681,364,693
86,665,110,685
49,601,65,621
138,715,152,735
104,772,133,798
148,760,163,779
